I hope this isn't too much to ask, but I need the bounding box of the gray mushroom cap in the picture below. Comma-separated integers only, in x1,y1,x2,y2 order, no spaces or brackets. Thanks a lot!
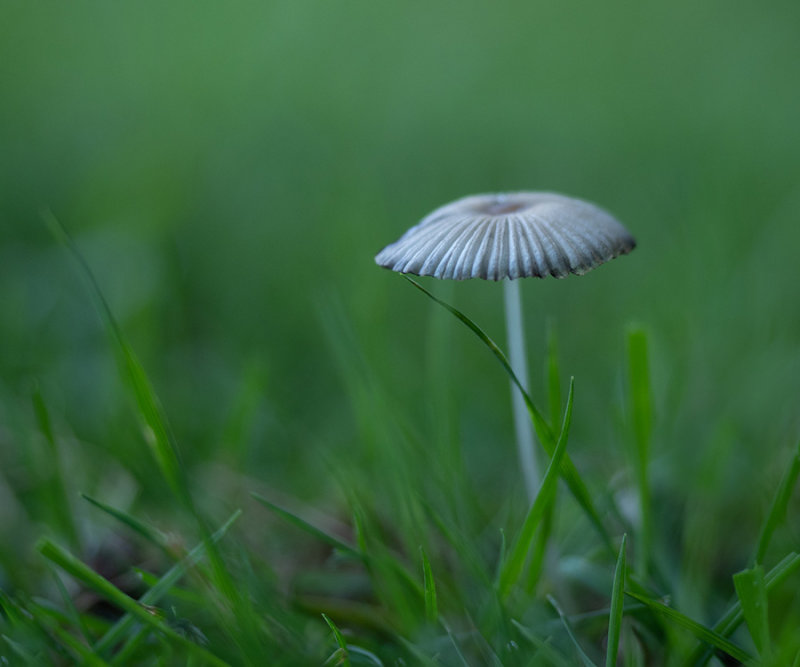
375,192,636,281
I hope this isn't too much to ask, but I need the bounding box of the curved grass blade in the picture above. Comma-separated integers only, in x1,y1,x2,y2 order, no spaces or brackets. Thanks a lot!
404,276,549,433
524,504,554,594
498,379,574,599
403,276,614,556
754,437,800,565
625,590,752,665
81,494,168,554
251,493,362,559
45,209,190,509
605,535,627,667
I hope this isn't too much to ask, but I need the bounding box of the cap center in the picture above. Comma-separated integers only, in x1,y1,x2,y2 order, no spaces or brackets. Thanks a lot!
477,197,528,215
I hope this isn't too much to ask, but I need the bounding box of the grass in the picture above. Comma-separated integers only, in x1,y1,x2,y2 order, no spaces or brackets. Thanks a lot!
1,225,798,665
2,5,800,664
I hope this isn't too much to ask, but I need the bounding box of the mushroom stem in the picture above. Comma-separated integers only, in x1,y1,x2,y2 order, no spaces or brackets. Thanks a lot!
503,279,540,502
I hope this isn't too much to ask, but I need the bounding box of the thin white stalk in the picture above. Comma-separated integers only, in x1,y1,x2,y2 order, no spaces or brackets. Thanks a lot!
503,279,540,503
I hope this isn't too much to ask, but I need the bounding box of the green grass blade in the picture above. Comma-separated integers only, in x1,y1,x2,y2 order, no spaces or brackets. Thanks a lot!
118,344,191,507
45,210,190,508
625,590,752,664
606,534,627,667
37,538,230,666
732,566,770,658
524,505,555,594
754,437,800,565
322,613,352,667
93,510,241,656
251,492,363,559
81,494,168,553
420,547,438,624
403,277,614,556
626,328,653,577
403,275,549,433
498,379,574,599
547,595,598,667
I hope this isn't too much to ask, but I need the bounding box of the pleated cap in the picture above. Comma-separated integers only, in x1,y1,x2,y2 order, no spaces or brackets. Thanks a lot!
375,192,636,281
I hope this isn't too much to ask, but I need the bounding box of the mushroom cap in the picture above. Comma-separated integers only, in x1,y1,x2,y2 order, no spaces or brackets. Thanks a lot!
375,192,636,281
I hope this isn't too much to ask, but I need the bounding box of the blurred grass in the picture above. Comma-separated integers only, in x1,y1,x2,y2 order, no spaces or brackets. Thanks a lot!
1,1,800,663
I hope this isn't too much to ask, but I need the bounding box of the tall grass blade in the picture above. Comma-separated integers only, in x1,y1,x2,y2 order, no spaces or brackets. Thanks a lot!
404,276,614,555
624,591,752,664
498,379,574,599
605,534,627,667
754,437,800,565
626,328,653,577
44,209,190,508
420,547,438,624
732,566,770,659
524,507,554,594
81,494,168,553
251,493,362,559
37,538,229,666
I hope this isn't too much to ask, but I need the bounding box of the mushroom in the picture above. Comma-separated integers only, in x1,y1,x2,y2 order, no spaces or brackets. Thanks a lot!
375,191,636,500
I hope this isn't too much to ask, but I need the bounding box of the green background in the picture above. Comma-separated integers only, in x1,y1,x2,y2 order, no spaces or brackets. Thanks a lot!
2,0,799,629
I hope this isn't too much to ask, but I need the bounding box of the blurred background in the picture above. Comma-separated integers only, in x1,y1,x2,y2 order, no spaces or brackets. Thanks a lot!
2,1,800,603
